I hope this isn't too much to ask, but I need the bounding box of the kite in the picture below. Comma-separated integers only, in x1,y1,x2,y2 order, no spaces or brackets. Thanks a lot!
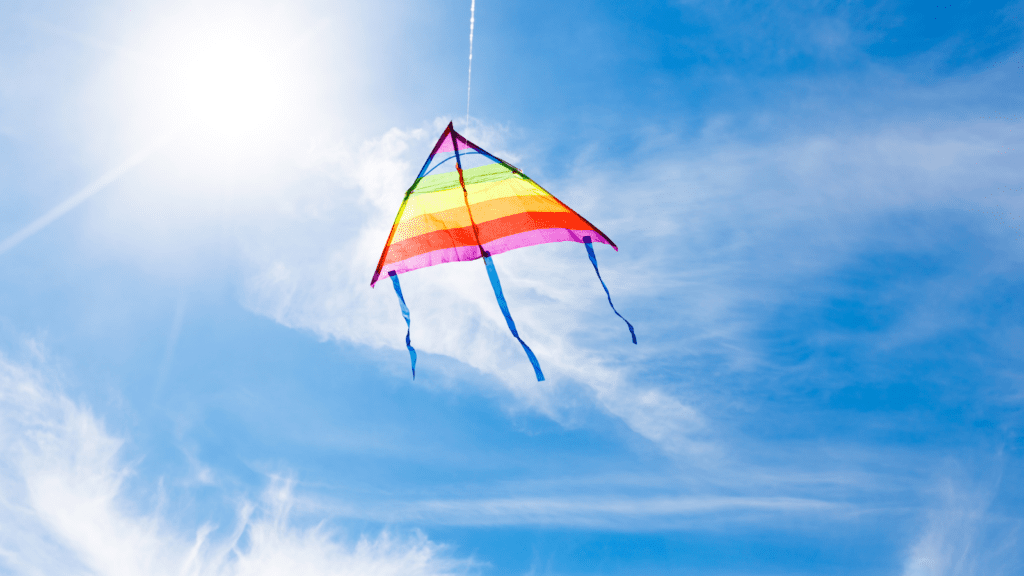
372,122,635,381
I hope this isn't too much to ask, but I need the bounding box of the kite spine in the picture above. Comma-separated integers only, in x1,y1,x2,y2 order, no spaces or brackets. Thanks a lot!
454,127,544,381
452,127,487,256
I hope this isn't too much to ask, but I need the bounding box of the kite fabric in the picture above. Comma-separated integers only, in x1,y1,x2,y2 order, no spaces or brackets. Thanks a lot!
370,122,617,285
373,122,634,379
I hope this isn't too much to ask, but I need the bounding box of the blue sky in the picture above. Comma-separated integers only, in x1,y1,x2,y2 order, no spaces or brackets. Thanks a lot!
1,0,1023,574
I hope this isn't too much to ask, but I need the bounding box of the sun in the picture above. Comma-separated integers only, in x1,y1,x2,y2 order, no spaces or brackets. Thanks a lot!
170,26,288,138
125,6,315,158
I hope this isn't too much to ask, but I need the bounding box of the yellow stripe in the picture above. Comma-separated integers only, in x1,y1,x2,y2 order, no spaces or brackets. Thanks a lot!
391,193,571,243
403,175,552,216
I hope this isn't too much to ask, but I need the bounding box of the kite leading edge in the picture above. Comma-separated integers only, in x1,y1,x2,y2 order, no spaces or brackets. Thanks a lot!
373,122,634,380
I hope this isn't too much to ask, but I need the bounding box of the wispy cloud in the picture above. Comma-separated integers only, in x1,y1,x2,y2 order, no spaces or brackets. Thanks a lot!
901,473,1023,576
0,353,474,576
305,493,843,531
241,103,1023,462
241,120,715,458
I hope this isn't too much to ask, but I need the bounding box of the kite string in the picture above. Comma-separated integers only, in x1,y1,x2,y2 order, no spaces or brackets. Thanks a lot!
466,0,475,128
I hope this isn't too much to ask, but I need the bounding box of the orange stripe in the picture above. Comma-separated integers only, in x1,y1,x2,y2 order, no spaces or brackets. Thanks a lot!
392,194,569,243
384,211,597,264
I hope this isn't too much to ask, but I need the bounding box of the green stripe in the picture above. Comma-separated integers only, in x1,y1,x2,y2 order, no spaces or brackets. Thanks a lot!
411,163,523,194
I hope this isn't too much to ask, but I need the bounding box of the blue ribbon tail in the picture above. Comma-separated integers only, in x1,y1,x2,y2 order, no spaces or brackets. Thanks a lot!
584,237,637,344
389,271,417,378
483,254,545,381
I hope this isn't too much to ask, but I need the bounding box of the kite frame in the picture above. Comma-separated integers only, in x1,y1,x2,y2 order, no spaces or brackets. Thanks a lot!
371,122,617,287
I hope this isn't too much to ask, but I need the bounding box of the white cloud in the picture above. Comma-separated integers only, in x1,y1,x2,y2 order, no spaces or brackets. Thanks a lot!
241,120,713,457
0,354,473,576
308,492,842,532
240,110,1024,460
901,475,1023,576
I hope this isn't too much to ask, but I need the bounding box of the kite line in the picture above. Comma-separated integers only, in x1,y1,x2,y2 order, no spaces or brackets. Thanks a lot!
466,0,475,128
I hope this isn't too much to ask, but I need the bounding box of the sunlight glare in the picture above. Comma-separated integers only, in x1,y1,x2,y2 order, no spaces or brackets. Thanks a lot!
139,8,313,157
174,31,284,134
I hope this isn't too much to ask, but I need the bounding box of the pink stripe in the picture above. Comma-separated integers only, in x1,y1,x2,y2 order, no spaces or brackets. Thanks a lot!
372,229,615,286
485,228,614,256
433,133,474,156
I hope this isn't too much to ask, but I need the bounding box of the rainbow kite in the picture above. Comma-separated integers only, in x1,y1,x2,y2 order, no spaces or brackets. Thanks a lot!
372,122,635,380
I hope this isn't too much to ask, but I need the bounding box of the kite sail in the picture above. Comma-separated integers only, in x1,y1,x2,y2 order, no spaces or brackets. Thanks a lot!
372,122,635,380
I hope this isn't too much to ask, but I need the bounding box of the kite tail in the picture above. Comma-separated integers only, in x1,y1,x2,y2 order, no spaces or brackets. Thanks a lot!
483,254,545,381
389,271,418,378
583,237,637,344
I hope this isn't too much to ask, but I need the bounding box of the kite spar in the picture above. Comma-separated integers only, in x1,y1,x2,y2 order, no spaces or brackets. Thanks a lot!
372,123,635,380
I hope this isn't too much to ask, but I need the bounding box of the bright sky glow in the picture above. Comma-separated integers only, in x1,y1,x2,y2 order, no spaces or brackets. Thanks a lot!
117,6,315,164
169,28,289,137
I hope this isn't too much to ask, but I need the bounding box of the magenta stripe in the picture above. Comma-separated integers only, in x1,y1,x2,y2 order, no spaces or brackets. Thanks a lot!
372,228,615,286
486,228,614,256
434,134,474,156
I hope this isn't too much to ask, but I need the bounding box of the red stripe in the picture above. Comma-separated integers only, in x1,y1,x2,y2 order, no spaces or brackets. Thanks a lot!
383,211,601,264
